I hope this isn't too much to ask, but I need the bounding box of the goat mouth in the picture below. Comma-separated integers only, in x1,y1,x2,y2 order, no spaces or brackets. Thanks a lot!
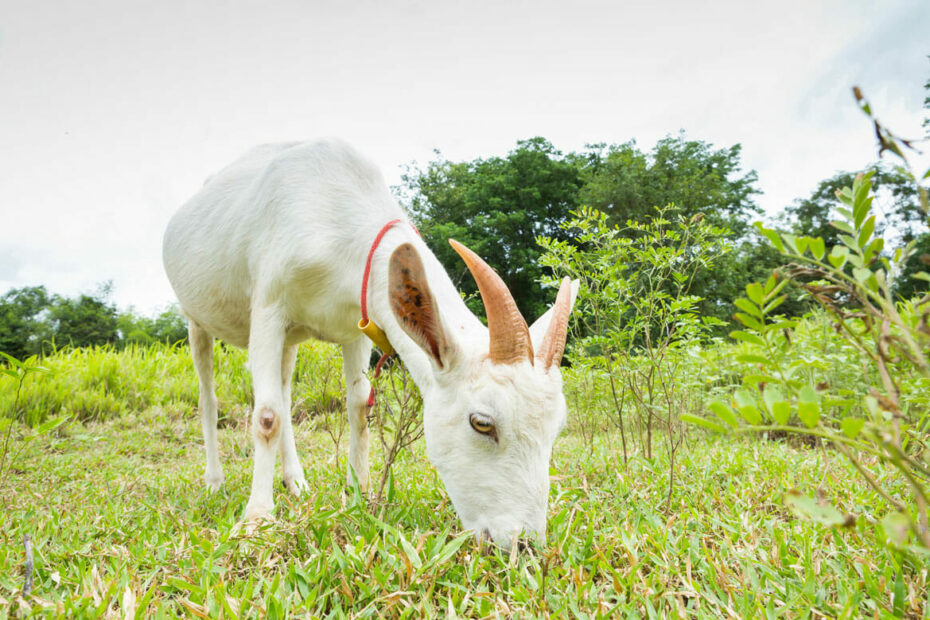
476,529,535,553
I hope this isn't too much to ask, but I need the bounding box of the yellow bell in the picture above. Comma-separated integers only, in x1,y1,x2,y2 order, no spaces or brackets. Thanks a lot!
358,318,394,356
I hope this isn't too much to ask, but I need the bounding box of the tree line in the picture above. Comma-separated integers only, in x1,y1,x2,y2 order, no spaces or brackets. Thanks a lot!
0,283,187,359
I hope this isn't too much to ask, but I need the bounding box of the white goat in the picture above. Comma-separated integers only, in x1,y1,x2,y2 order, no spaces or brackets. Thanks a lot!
162,139,577,547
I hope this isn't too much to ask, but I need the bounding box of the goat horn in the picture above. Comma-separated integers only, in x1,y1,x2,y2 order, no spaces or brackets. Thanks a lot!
449,239,533,365
536,277,572,369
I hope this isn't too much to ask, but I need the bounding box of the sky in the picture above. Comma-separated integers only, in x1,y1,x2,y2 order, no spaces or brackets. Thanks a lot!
1,0,928,314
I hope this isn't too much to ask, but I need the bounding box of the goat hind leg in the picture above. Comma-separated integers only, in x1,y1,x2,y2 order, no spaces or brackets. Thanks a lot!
279,344,308,496
189,320,224,491
243,305,287,521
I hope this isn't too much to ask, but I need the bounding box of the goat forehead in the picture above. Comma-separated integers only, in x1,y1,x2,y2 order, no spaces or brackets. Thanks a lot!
460,364,564,429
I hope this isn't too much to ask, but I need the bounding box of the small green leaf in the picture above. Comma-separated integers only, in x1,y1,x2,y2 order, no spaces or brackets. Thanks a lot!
781,233,799,253
709,401,738,428
763,274,778,295
808,237,825,260
762,385,784,411
841,236,862,253
784,490,850,527
734,312,765,332
857,216,875,248
734,390,762,425
796,237,810,255
739,404,762,425
763,295,786,315
836,187,854,206
734,297,762,318
864,238,884,264
34,414,70,436
681,413,725,433
853,182,872,226
730,330,765,346
745,282,764,305
830,220,854,234
757,226,785,252
841,417,865,439
799,384,819,403
735,354,769,365
772,401,791,425
879,511,911,547
797,402,820,428
798,385,820,427
828,246,848,269
852,267,871,284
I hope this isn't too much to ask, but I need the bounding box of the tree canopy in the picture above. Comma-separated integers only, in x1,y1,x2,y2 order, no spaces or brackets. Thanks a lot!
400,133,765,327
578,135,761,236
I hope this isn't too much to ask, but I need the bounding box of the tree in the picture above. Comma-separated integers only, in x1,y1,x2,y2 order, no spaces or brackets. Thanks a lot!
47,288,119,350
577,134,765,326
578,134,761,236
118,305,188,346
401,137,582,321
0,286,51,359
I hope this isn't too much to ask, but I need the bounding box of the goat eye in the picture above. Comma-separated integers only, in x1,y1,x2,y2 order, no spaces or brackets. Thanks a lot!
468,413,495,435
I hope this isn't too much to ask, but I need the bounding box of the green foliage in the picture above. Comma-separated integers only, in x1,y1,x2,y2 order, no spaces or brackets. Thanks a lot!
573,134,767,329
117,305,189,346
0,351,63,487
47,289,119,350
578,134,760,237
780,163,926,250
540,205,729,490
0,286,50,359
400,133,763,327
0,284,190,359
701,171,930,550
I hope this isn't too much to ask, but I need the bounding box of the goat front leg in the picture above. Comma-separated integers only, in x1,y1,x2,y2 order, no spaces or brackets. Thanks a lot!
189,320,224,491
243,305,287,522
343,337,373,493
279,344,307,496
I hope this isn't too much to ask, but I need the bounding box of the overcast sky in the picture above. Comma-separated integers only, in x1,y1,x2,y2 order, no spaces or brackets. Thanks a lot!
1,0,928,314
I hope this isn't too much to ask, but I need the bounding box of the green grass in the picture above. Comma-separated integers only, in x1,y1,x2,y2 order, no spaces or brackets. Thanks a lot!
2,397,928,617
0,341,344,426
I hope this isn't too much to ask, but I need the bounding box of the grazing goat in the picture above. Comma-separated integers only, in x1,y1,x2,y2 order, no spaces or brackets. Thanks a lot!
162,139,577,548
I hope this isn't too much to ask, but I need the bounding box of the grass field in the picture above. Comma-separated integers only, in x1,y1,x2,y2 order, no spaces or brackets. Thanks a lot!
2,371,927,618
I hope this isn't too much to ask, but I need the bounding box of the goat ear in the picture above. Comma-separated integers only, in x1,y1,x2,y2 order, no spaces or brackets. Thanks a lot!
388,243,451,369
529,278,579,363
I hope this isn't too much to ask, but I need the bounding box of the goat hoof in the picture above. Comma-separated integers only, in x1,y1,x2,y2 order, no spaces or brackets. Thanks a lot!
284,475,308,497
241,500,274,524
204,470,225,492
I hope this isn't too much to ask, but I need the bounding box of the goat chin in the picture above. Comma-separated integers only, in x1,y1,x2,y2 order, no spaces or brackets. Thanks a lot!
162,138,578,547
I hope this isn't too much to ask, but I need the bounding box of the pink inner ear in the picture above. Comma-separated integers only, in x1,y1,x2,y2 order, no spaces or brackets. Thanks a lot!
389,244,447,368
